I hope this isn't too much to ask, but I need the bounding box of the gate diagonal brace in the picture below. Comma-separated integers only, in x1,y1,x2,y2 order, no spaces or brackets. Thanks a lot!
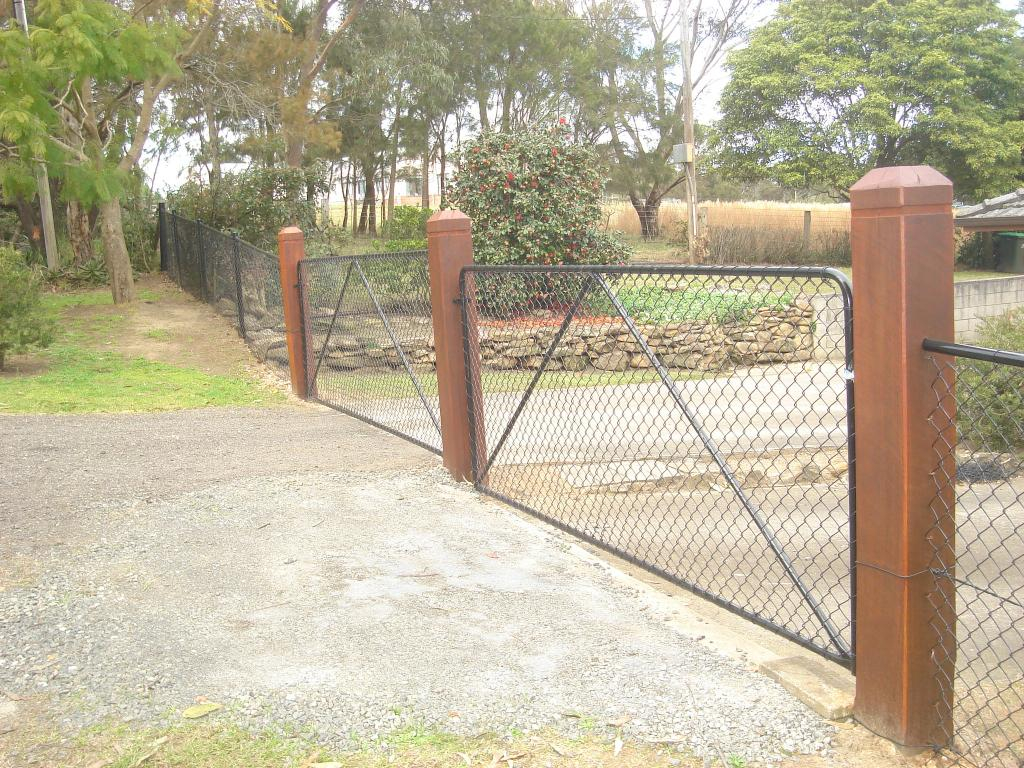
310,261,354,384
352,260,442,436
592,273,851,659
480,276,595,480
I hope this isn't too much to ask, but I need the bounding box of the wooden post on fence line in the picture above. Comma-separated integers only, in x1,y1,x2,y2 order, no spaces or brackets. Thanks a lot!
277,226,309,399
427,209,482,482
851,165,955,747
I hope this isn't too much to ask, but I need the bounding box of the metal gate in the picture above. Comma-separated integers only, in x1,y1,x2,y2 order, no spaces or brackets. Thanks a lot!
459,264,856,665
298,251,442,454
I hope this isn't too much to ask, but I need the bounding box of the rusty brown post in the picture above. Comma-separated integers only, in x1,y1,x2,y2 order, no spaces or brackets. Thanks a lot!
277,226,310,399
427,209,484,482
851,165,955,746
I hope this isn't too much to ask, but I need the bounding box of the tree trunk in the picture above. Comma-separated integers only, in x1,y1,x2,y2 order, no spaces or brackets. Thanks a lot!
358,198,369,234
67,200,93,265
439,133,447,204
477,85,489,130
366,173,377,236
97,198,135,303
352,168,359,236
630,195,661,240
421,149,430,209
206,102,221,185
14,197,41,253
387,152,397,218
341,160,349,230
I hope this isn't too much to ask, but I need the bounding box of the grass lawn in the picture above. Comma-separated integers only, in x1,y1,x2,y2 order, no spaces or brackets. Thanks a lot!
44,719,705,768
0,283,284,414
318,367,708,401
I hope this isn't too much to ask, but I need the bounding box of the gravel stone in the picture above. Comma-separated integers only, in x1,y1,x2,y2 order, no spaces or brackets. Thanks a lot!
0,407,835,765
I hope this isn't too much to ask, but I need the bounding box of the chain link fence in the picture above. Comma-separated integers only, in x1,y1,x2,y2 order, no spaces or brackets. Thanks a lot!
926,340,1024,767
164,210,288,371
298,251,442,454
459,264,856,665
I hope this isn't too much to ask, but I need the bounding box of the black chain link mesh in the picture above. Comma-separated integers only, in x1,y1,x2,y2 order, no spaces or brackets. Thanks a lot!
459,265,855,664
298,252,442,454
165,212,287,372
928,350,1024,766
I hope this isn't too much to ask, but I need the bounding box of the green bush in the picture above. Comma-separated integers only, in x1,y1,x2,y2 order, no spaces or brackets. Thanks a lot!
381,238,427,253
958,309,1024,450
955,230,995,270
446,124,630,269
167,165,328,251
0,247,56,370
383,206,431,241
121,203,158,273
305,225,354,259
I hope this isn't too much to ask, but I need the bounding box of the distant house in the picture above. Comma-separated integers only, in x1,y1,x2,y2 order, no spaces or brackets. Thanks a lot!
956,189,1024,272
956,189,1024,232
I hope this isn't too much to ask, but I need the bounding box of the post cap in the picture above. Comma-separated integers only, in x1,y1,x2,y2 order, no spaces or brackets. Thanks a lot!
427,209,472,235
850,166,953,211
278,226,304,242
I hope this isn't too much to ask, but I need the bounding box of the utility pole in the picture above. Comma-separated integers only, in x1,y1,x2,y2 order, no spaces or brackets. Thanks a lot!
679,0,699,250
12,0,59,271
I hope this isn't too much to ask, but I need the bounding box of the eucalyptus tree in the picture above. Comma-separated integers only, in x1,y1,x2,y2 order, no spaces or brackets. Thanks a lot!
576,0,759,238
0,0,215,302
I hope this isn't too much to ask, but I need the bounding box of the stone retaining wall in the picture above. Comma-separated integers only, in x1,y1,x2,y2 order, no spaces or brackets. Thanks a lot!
317,300,816,374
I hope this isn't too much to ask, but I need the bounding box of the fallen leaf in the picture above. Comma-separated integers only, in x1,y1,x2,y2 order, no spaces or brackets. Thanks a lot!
182,702,222,719
613,735,623,757
457,752,472,766
551,744,574,757
128,736,168,768
310,763,342,768
485,551,499,559
607,715,631,728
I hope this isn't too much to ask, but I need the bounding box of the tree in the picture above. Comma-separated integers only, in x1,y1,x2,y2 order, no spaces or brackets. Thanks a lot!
275,0,365,167
715,0,1024,201
0,0,213,302
577,0,757,239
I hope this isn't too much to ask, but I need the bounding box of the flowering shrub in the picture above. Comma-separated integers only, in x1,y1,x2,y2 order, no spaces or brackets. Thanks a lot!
446,124,630,268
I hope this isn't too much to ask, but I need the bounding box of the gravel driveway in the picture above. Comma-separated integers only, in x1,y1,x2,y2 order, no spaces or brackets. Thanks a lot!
0,405,833,765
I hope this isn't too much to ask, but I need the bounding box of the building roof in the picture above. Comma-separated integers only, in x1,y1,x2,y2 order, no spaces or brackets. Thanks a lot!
956,188,1024,232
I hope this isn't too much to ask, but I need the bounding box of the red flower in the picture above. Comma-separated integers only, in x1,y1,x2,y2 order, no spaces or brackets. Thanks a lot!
558,117,567,125
551,148,558,157
506,172,515,181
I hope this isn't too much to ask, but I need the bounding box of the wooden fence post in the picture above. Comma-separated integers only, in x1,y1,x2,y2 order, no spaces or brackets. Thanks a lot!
427,210,483,481
851,165,955,746
277,226,310,399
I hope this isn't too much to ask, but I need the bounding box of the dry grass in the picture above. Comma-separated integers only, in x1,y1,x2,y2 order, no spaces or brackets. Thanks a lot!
601,199,851,241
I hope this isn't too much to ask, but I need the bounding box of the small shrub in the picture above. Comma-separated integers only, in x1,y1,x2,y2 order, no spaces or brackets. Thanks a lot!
382,238,427,253
955,230,994,270
446,123,630,269
959,309,1024,451
0,247,56,370
121,203,158,273
383,206,431,241
305,225,354,259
